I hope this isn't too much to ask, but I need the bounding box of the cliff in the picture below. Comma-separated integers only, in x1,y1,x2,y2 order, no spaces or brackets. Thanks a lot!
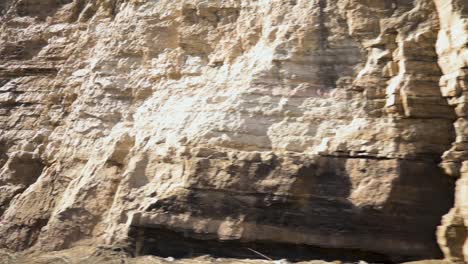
0,0,466,263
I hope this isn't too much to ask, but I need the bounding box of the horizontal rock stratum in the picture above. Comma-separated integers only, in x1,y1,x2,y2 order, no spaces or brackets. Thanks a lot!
0,0,467,263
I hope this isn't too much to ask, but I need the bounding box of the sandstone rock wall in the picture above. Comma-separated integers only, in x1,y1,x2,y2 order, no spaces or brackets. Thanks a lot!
0,0,466,262
433,0,468,262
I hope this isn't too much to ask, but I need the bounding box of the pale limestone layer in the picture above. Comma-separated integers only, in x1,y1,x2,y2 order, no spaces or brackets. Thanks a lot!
0,0,465,262
433,0,468,263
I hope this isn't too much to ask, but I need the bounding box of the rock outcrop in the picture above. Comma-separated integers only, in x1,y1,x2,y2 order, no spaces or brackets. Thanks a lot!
433,1,468,262
0,0,466,262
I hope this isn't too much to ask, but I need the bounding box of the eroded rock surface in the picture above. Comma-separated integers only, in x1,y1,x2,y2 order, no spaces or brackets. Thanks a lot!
0,0,466,263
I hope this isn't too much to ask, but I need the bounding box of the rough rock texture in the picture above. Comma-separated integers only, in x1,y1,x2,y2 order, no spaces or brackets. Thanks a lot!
0,0,466,263
434,1,468,263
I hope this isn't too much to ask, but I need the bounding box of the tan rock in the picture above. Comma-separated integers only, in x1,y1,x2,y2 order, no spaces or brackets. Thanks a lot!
0,0,465,263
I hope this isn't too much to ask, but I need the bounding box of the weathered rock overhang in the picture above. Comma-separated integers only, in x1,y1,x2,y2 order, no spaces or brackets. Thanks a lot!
125,154,455,262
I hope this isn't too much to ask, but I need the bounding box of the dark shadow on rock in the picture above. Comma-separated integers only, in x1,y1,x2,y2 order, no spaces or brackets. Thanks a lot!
129,154,454,263
15,0,73,21
0,151,44,217
130,226,392,263
378,160,456,259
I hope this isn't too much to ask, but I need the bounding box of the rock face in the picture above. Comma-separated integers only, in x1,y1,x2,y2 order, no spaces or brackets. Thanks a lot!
0,0,466,262
434,1,468,263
